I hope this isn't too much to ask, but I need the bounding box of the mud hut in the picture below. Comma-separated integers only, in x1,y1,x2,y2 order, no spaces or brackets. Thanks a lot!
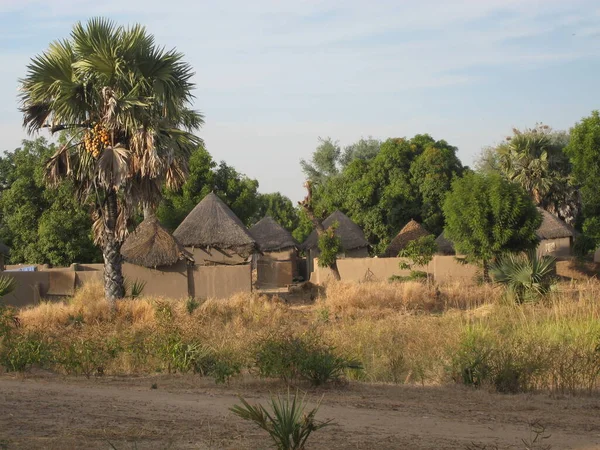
384,219,431,257
536,208,576,258
173,192,256,265
249,216,298,287
121,215,194,298
301,211,369,273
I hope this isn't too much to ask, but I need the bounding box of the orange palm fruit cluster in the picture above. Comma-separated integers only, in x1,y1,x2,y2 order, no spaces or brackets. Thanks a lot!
83,123,110,158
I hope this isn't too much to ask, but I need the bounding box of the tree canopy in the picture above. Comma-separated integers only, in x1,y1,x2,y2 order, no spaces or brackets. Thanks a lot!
566,110,600,242
443,173,542,278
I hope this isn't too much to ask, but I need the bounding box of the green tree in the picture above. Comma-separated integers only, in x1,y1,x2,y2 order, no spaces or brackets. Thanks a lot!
300,137,342,183
0,138,100,266
157,145,261,229
253,193,299,232
479,125,577,225
565,111,600,242
20,18,203,302
339,137,380,168
443,173,542,281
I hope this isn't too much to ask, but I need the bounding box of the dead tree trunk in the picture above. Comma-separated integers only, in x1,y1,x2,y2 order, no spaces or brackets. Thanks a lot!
299,181,341,281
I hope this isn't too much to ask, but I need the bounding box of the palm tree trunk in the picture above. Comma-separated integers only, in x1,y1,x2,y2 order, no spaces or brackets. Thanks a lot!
103,190,125,305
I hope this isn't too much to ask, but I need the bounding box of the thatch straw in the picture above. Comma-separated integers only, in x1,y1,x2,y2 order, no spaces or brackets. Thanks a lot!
173,192,256,256
536,208,577,240
249,216,297,252
122,216,192,268
384,219,431,257
301,210,369,251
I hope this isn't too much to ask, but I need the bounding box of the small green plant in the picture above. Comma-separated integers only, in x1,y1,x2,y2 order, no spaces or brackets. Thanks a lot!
185,297,200,315
0,276,16,298
56,337,118,378
573,234,596,259
127,279,146,299
230,390,333,450
451,327,492,387
399,235,437,268
490,250,556,303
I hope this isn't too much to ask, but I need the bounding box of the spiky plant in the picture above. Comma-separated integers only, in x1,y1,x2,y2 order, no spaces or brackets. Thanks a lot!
0,276,16,298
19,18,203,304
490,250,556,303
230,390,332,450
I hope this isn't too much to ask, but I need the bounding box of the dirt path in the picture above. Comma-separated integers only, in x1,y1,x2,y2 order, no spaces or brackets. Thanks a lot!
1,374,600,449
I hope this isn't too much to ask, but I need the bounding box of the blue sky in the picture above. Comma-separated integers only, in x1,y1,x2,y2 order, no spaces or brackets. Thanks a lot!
1,0,599,201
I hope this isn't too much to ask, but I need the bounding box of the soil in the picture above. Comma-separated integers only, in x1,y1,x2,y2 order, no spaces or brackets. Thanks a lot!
1,374,600,450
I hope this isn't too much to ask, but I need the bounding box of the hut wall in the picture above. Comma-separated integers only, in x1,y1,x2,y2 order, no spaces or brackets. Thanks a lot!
307,247,369,274
256,249,297,288
537,237,572,259
187,247,247,265
192,264,251,299
123,260,189,299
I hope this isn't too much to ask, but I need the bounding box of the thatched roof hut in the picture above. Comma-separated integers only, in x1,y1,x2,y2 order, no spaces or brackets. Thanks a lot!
249,216,297,252
301,211,368,252
122,216,193,268
173,192,255,256
384,219,431,257
435,232,455,255
536,208,577,240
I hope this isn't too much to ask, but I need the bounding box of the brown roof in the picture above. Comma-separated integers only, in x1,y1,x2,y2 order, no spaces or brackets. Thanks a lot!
301,210,369,251
435,232,455,255
249,216,297,252
173,192,256,256
384,219,431,257
122,216,193,268
536,208,576,240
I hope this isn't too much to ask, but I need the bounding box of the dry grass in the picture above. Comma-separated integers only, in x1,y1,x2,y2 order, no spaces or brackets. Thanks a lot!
5,279,600,393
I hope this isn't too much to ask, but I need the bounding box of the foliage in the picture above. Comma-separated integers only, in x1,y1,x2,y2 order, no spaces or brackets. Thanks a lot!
20,18,203,300
0,138,100,266
398,235,437,269
0,276,16,298
56,336,119,378
303,134,464,253
0,332,50,372
573,234,597,259
230,390,332,450
126,279,146,299
185,297,200,315
443,173,542,279
252,192,300,232
483,124,577,226
317,222,342,269
490,251,556,303
254,333,361,386
300,137,342,183
566,110,600,242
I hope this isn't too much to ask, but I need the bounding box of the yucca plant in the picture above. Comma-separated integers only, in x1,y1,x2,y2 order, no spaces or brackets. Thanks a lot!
230,390,332,450
0,276,16,298
490,250,556,303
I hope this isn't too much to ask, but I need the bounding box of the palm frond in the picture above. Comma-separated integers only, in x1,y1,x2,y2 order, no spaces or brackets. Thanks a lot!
96,145,129,189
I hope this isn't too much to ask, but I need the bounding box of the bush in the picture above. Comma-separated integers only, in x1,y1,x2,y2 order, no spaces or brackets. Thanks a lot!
573,234,597,259
230,390,332,450
0,332,51,372
255,333,361,386
55,336,120,378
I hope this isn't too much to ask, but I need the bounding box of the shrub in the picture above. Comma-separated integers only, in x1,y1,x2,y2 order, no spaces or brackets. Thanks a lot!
254,333,361,386
230,390,332,450
490,250,556,303
0,276,16,298
55,336,120,378
185,297,200,315
317,222,341,269
0,332,50,372
451,327,493,387
573,234,596,259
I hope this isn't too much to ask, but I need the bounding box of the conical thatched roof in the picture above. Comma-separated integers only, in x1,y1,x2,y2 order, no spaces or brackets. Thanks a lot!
122,216,193,268
249,216,297,252
384,219,431,257
435,231,455,255
536,208,577,240
301,211,368,251
173,192,255,256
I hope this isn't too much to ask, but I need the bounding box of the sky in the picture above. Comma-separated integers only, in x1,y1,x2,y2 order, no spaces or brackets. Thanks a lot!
1,0,599,202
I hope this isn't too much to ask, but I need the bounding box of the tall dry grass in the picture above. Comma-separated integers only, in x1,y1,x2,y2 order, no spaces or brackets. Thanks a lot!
4,279,600,393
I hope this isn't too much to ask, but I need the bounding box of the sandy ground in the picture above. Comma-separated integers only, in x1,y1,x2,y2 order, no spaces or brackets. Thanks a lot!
1,374,600,450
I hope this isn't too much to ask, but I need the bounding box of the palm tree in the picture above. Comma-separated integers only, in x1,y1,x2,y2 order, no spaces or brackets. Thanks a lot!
497,125,579,225
19,18,203,304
